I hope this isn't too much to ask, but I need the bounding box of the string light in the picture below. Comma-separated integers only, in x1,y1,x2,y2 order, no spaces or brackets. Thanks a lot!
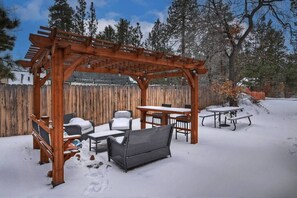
47,52,52,60
192,70,198,76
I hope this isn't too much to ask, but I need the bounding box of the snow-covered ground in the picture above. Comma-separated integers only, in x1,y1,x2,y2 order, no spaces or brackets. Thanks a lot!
1,98,297,198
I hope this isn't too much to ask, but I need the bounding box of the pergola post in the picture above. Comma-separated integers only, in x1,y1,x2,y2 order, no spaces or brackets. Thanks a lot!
140,86,147,129
33,71,50,163
190,75,199,144
33,72,40,149
138,79,148,129
51,48,65,186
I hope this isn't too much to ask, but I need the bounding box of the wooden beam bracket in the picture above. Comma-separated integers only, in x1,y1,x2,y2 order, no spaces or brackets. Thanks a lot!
113,43,121,53
85,37,92,47
136,48,144,57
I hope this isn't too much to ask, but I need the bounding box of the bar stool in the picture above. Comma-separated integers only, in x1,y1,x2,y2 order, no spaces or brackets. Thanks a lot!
175,104,191,142
152,104,171,126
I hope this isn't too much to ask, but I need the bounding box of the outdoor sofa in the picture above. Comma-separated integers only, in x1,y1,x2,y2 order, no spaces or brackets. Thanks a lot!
63,113,95,141
107,124,174,172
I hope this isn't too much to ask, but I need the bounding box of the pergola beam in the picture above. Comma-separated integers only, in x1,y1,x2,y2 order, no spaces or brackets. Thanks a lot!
64,55,86,81
40,72,51,86
17,60,32,68
27,34,204,71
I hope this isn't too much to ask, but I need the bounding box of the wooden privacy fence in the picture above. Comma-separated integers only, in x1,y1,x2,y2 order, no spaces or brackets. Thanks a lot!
0,84,221,137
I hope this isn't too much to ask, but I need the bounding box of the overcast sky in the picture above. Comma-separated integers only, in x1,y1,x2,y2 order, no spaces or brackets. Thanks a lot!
2,0,172,60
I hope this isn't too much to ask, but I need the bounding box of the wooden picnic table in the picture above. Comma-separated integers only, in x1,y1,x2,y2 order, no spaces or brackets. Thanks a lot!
136,106,191,127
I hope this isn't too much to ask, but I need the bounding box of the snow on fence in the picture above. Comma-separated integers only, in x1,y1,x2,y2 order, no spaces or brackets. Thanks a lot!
0,84,221,137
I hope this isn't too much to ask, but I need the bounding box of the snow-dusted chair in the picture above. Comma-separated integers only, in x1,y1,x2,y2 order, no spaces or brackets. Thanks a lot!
63,113,94,141
109,110,133,131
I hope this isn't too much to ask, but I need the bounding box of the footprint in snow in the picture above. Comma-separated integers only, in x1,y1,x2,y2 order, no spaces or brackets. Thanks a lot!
82,163,109,196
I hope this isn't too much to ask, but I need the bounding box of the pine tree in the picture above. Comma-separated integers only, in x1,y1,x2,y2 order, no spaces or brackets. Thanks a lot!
145,18,171,52
0,6,20,80
97,25,116,42
73,0,87,35
166,0,200,56
243,20,287,90
48,0,74,32
87,2,98,38
130,22,143,47
285,52,297,95
115,18,131,45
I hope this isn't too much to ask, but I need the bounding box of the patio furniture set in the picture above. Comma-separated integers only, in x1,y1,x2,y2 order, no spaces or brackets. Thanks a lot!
81,110,174,171
34,105,252,172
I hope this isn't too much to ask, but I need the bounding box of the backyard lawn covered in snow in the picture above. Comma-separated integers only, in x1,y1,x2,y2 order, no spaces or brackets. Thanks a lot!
0,98,297,198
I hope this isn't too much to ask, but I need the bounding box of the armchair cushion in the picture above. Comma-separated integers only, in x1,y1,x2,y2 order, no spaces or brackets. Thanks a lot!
111,118,131,130
65,117,93,130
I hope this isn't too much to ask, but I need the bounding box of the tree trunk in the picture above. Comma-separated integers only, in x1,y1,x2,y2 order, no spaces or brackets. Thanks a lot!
228,47,239,106
228,47,238,83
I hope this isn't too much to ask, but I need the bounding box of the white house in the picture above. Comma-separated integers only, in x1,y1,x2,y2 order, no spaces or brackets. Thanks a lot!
8,70,33,85
1,64,47,85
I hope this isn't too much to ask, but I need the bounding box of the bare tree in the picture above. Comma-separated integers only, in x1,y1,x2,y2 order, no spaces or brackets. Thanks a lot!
201,0,295,83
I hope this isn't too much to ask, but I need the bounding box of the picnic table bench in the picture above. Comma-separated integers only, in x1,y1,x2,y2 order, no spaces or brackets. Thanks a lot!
227,114,253,131
199,114,215,126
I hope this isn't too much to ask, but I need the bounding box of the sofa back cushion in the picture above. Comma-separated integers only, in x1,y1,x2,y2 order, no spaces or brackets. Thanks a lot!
125,124,173,156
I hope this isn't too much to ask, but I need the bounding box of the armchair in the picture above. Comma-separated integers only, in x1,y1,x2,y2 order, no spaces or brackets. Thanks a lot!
109,110,133,131
175,104,191,142
63,113,95,141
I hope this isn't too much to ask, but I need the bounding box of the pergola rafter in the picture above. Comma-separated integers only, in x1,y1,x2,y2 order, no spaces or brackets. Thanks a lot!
19,26,207,186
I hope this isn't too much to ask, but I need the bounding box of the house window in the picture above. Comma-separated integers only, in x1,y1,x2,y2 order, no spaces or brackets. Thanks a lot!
28,76,30,82
21,74,24,84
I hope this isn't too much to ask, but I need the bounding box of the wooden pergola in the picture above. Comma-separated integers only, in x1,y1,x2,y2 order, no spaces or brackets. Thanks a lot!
19,26,207,186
